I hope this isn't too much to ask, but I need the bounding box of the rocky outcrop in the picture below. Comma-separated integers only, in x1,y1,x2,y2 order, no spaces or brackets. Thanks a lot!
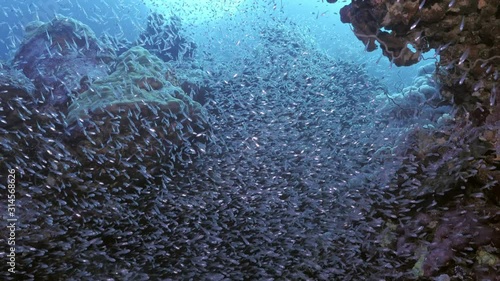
12,16,115,110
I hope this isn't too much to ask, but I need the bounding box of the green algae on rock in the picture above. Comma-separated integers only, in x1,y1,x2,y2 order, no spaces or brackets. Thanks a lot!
67,46,211,171
13,16,115,108
68,46,204,122
68,47,203,123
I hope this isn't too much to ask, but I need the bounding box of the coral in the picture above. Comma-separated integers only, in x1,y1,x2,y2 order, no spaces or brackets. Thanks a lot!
12,16,115,109
173,63,213,105
67,46,202,122
0,65,38,126
476,248,500,267
399,206,500,278
334,0,500,122
0,16,214,279
378,63,450,124
417,63,436,77
66,46,211,171
339,2,426,67
136,13,196,62
373,108,499,279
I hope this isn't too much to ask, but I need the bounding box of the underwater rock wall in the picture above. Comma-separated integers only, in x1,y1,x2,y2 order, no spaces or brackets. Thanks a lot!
12,16,115,109
338,0,499,123
136,13,196,62
334,0,500,279
66,46,211,172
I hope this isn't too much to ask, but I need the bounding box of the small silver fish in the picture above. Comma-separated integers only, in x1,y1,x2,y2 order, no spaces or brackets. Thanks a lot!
490,85,497,106
459,16,465,32
418,0,426,10
458,47,470,65
458,72,467,85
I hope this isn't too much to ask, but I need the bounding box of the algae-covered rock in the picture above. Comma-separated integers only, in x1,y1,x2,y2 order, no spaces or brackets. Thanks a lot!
68,46,203,122
67,46,211,174
476,248,499,266
0,65,36,99
0,65,37,126
412,245,427,278
174,64,213,105
137,13,196,62
13,16,115,108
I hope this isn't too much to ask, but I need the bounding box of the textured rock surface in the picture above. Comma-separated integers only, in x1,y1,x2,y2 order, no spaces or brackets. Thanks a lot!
136,13,196,62
334,1,500,279
338,0,500,121
0,65,37,126
12,16,115,109
66,46,211,171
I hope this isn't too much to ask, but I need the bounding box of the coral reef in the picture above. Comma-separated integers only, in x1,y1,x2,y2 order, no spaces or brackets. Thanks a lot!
371,111,500,279
66,46,211,171
405,208,500,278
1,3,499,280
333,2,500,278
136,13,196,62
1,14,215,280
12,16,115,109
337,0,500,123
377,63,451,124
173,63,213,105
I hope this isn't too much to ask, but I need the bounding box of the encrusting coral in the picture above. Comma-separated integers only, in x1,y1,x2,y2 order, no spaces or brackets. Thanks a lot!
13,16,115,109
67,46,211,171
